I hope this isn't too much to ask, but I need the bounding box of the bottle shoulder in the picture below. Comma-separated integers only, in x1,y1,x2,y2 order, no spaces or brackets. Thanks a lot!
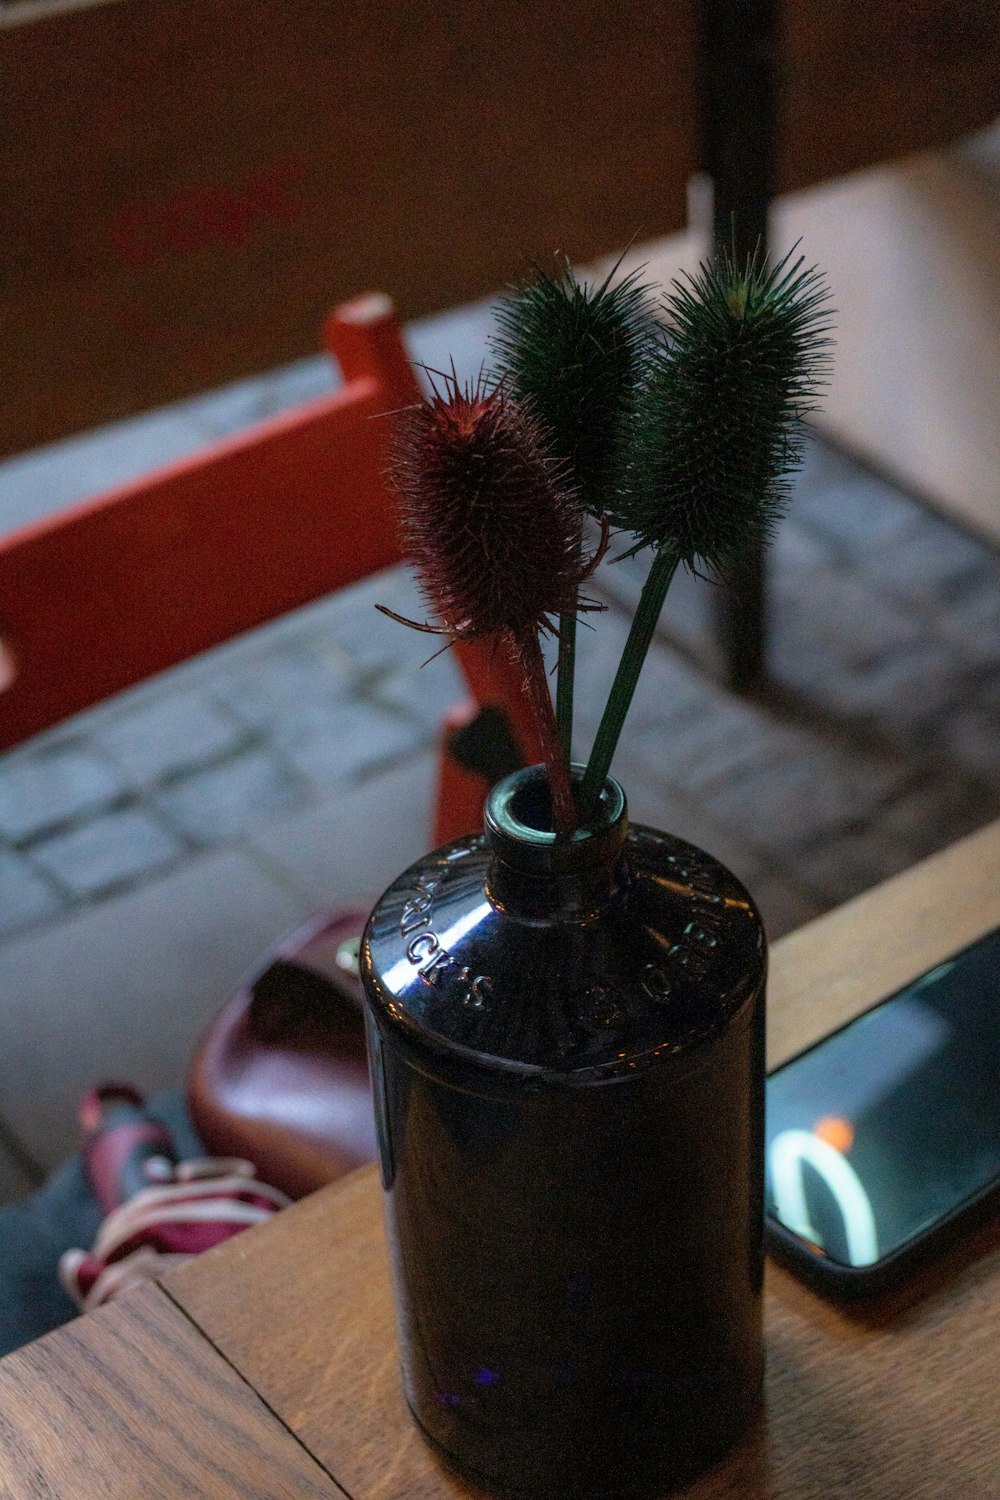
361,824,766,1078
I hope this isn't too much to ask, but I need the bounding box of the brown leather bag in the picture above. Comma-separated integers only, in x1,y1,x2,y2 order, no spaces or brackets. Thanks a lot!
186,910,377,1201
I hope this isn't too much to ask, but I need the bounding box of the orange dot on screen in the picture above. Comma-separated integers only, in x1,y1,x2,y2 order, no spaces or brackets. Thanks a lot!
813,1116,855,1154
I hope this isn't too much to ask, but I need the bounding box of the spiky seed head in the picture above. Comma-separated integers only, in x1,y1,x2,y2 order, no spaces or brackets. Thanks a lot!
388,378,593,642
490,258,655,518
612,247,833,572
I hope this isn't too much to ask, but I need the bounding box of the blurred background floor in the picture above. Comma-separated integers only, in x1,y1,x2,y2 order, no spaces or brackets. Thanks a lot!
1,235,999,1206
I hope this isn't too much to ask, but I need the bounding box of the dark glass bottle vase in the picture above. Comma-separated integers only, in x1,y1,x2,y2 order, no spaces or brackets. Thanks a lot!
360,766,766,1499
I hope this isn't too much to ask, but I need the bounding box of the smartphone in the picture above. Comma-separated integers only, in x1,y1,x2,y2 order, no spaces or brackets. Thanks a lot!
764,923,1000,1299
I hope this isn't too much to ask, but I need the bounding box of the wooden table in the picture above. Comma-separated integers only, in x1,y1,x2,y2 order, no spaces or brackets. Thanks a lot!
3,819,1000,1499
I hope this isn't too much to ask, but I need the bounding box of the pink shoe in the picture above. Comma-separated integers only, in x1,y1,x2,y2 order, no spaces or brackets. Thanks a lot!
79,1084,178,1214
63,1084,289,1313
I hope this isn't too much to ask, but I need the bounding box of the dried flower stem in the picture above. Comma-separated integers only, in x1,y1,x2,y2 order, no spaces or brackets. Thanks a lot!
515,630,576,836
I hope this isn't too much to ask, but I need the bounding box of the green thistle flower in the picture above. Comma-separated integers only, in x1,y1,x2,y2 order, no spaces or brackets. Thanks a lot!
614,246,832,572
490,257,655,517
491,256,656,759
578,247,832,818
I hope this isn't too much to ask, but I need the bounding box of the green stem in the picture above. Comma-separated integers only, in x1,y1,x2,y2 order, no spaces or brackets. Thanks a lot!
555,608,577,759
579,546,679,819
556,523,584,759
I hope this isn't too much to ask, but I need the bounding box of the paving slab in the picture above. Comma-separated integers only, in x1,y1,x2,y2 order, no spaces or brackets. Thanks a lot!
940,562,1000,662
209,639,356,728
769,529,925,687
246,751,439,910
25,808,185,901
0,742,125,842
95,691,251,788
791,819,923,909
629,693,814,801
704,745,910,861
0,847,309,1169
304,566,433,678
866,515,995,609
877,774,999,869
0,852,65,942
271,701,426,791
181,355,338,442
0,1138,36,1210
374,649,468,732
153,749,308,847
936,696,1000,784
781,637,979,757
0,407,208,537
791,440,925,556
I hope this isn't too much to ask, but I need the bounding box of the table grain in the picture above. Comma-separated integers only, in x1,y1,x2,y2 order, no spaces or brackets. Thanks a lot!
0,1280,346,1499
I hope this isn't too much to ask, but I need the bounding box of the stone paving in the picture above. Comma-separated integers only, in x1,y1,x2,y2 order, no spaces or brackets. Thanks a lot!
1,320,998,1200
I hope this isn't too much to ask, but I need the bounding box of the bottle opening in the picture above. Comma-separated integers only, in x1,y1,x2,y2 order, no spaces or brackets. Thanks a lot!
501,766,624,840
486,765,627,877
507,775,558,834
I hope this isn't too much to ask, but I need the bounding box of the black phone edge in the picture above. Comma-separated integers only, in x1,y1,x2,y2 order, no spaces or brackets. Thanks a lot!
764,1173,1000,1302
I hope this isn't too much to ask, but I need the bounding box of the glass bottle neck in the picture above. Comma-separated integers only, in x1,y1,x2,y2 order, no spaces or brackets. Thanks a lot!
484,766,629,919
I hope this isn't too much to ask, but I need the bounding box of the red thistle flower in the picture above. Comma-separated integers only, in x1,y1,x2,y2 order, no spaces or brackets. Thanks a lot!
383,376,605,834
389,378,598,641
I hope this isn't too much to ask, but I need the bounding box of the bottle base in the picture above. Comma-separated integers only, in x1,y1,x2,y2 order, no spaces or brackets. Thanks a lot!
406,1378,763,1499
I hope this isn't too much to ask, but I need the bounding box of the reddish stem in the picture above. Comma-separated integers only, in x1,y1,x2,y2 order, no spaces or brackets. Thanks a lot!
515,630,576,837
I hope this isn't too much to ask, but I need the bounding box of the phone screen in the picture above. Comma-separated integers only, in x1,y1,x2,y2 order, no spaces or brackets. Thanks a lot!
765,926,1000,1268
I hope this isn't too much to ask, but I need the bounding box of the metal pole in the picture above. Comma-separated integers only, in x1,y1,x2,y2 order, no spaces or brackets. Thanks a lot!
700,0,777,692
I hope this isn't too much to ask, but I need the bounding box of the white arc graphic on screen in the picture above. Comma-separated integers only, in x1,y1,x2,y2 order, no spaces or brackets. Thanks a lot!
769,1128,879,1266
